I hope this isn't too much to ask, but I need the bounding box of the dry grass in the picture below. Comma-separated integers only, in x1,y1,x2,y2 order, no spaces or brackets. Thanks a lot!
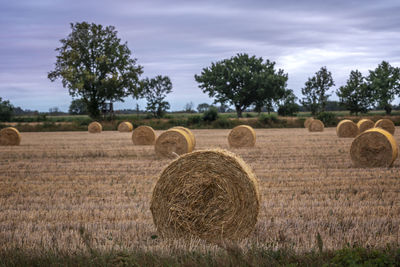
0,128,399,255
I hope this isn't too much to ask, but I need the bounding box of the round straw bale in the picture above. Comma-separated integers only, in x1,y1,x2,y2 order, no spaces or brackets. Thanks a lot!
88,122,102,133
155,128,193,158
304,117,314,128
118,121,133,132
336,120,359,138
132,125,156,145
357,119,374,133
172,126,196,149
350,128,398,167
308,119,324,132
228,125,256,148
0,127,21,146
150,149,260,242
374,119,395,135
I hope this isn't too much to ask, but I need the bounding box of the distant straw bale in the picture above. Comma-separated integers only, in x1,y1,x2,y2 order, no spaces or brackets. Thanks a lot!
132,125,156,145
374,119,395,135
0,127,21,146
308,119,324,132
336,120,359,138
304,118,314,128
172,126,196,149
118,121,133,132
228,125,256,148
88,122,102,133
150,149,260,242
155,128,193,158
350,128,398,167
357,119,374,133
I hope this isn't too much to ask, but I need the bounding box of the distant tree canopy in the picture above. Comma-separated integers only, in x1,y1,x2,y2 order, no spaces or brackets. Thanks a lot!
324,101,343,112
184,102,195,113
48,22,143,119
197,103,210,113
69,99,88,115
301,66,335,115
367,61,400,115
48,107,62,115
142,75,172,118
0,97,14,122
195,53,288,118
337,70,371,115
277,89,300,116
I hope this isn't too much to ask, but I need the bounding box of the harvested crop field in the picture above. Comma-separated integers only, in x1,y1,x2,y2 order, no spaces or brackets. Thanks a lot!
0,128,399,254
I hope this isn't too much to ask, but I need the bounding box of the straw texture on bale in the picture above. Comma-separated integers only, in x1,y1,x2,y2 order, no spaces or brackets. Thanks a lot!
304,118,314,128
374,119,395,135
308,119,324,132
172,126,196,149
88,122,102,133
155,128,193,158
132,125,156,145
350,128,398,167
357,119,374,133
336,120,359,138
0,127,21,146
150,149,260,242
118,121,133,132
228,125,256,148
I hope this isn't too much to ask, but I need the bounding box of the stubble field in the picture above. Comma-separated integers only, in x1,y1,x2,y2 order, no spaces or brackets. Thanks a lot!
0,128,399,256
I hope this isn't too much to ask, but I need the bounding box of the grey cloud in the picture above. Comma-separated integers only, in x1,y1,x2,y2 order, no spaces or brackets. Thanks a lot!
1,0,400,110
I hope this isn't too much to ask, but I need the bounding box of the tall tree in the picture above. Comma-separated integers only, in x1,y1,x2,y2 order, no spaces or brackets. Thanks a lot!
367,61,400,115
300,78,319,115
142,75,172,118
253,68,288,115
195,53,287,118
48,22,143,118
337,70,372,115
301,66,335,115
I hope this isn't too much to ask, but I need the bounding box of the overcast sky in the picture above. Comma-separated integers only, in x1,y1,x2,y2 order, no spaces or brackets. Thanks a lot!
1,0,400,112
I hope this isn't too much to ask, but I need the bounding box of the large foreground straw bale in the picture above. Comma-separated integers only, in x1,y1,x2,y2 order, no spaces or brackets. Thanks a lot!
357,119,374,133
308,119,324,132
228,125,256,148
304,118,314,128
172,126,196,149
374,119,395,135
350,128,398,167
0,127,21,146
132,126,156,145
336,120,359,138
118,121,133,132
88,122,102,133
155,128,193,158
150,149,260,242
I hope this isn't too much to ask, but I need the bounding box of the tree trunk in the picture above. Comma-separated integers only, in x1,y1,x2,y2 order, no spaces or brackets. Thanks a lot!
236,107,242,118
385,104,392,115
86,98,100,119
321,102,326,113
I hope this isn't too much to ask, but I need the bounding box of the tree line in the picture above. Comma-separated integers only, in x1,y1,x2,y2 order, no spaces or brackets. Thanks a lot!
2,22,400,121
44,22,400,118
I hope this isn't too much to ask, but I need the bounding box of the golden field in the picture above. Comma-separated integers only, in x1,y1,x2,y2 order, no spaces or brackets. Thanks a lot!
0,128,399,254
